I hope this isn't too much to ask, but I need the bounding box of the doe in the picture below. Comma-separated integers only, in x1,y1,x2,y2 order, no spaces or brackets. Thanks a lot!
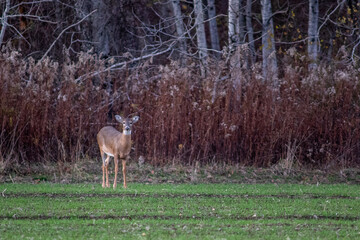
97,115,139,189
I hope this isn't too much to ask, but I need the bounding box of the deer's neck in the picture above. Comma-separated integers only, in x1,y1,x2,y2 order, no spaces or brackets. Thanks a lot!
118,132,132,156
120,132,131,141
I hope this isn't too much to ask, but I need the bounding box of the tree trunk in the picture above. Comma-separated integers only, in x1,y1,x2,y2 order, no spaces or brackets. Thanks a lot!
261,0,278,83
79,0,110,56
207,0,220,57
77,0,140,57
171,0,187,65
246,0,256,66
92,0,110,56
194,0,208,77
238,0,246,44
308,0,319,70
0,0,10,47
228,0,239,49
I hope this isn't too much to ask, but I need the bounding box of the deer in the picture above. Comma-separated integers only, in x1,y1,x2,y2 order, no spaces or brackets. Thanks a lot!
97,115,139,189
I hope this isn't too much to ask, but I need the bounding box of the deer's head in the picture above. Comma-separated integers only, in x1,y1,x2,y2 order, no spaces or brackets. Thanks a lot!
115,115,139,135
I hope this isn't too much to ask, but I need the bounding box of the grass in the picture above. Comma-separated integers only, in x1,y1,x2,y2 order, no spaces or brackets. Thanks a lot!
0,183,359,239
2,159,360,185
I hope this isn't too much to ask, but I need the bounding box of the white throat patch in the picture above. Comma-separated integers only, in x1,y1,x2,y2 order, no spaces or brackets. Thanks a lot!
123,130,131,135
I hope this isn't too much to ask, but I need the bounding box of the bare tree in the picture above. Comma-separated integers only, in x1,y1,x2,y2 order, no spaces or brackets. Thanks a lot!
171,0,187,64
193,0,208,77
0,0,10,46
228,0,239,49
246,0,256,65
0,0,57,49
207,0,220,56
228,0,247,47
41,10,97,61
238,0,246,44
261,0,278,82
82,1,111,56
308,0,319,70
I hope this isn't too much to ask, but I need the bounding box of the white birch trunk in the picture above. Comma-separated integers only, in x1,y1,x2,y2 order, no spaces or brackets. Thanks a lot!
261,0,278,82
207,0,220,56
0,0,10,46
171,0,187,64
228,0,239,49
194,0,208,77
308,0,319,70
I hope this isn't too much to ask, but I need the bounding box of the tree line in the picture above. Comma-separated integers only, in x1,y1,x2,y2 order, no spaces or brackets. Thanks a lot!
1,0,359,77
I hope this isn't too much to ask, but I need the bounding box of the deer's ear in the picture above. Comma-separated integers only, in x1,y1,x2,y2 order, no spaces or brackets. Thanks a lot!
115,115,123,123
132,116,139,123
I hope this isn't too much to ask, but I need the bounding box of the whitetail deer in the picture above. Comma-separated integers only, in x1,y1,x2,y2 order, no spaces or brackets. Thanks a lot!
97,115,139,189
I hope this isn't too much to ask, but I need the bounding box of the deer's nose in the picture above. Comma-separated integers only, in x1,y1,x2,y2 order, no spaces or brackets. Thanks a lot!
125,126,130,131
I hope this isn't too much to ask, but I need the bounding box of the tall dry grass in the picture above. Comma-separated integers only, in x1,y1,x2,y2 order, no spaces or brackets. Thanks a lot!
1,46,360,171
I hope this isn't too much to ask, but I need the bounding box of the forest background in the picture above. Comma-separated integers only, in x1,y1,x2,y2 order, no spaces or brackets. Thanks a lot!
1,0,360,176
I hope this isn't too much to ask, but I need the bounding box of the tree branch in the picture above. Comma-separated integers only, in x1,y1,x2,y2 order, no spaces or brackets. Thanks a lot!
5,14,58,24
40,9,97,61
75,41,177,83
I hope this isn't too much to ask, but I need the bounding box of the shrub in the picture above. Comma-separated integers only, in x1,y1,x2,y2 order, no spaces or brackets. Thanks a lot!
1,47,360,169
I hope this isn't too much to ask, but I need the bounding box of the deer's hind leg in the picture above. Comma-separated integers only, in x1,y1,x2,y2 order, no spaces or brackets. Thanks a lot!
101,150,111,188
113,156,118,189
122,159,127,189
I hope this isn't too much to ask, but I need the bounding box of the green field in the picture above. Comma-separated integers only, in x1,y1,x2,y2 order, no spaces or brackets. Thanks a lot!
0,183,359,239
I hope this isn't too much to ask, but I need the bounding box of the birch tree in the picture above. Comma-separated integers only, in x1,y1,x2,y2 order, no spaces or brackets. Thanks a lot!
0,0,10,46
228,0,247,48
228,0,240,49
207,0,220,56
193,0,208,77
171,0,187,64
261,0,278,82
308,0,319,70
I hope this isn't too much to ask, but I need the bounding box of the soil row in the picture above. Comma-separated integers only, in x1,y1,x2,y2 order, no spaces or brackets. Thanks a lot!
2,214,359,221
2,192,358,199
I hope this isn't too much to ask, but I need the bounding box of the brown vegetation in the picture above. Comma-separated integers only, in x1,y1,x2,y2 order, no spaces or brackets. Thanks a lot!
1,46,360,171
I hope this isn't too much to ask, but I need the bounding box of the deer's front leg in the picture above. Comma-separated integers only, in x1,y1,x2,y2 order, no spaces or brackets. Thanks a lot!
122,159,127,188
105,157,110,188
102,165,106,188
101,151,106,188
113,156,118,189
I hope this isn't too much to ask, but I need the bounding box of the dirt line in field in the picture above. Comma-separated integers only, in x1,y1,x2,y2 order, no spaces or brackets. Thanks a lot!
2,192,358,199
1,214,359,221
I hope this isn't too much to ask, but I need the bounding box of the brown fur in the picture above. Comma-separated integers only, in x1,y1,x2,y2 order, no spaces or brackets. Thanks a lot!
97,126,132,158
97,126,132,189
